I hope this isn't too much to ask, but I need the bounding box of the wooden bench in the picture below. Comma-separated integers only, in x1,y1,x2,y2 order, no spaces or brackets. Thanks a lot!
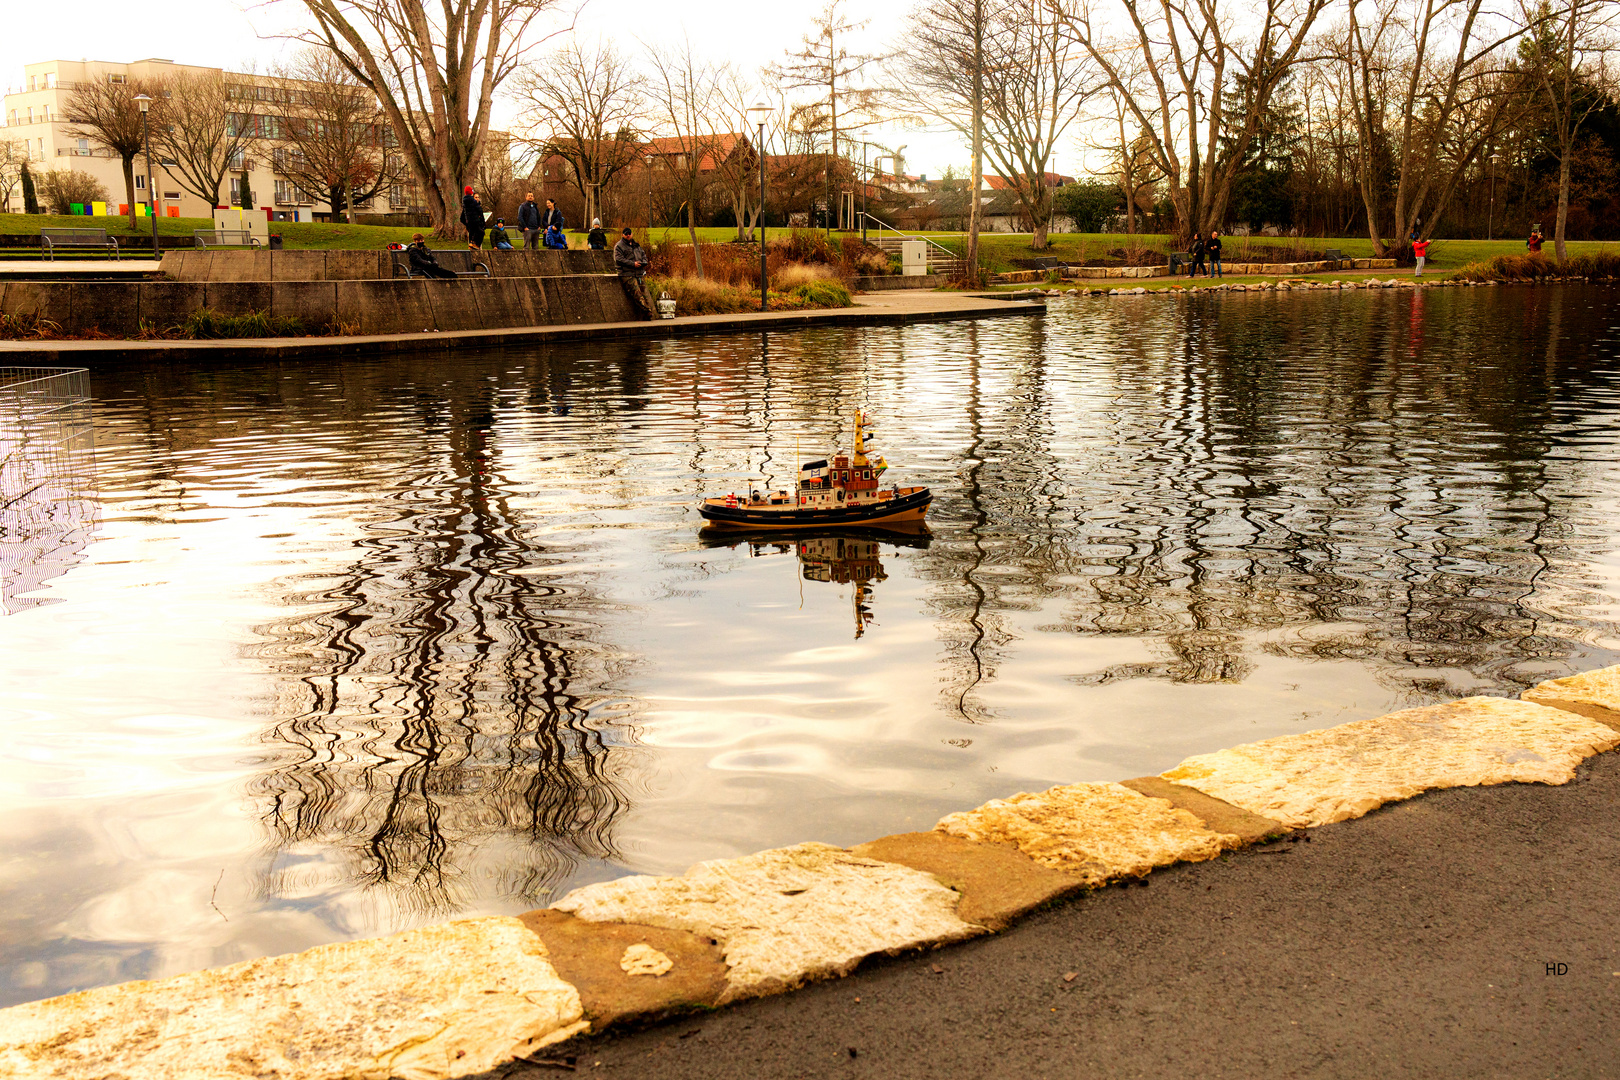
390,248,490,279
40,228,120,261
193,230,262,249
1324,248,1345,261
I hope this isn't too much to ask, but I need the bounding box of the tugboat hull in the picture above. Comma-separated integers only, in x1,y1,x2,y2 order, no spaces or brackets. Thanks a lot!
699,485,932,529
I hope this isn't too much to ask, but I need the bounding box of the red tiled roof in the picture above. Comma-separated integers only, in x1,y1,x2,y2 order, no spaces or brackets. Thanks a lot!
984,173,1076,189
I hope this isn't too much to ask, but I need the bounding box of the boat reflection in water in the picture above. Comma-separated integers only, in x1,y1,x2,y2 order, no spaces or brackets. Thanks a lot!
702,523,930,638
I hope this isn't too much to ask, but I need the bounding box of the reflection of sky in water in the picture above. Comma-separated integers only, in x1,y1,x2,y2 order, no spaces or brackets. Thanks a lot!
6,285,1620,1006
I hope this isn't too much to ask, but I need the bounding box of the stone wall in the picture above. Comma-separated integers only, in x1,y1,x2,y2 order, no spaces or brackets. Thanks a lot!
0,275,642,336
1064,257,1397,279
158,248,616,281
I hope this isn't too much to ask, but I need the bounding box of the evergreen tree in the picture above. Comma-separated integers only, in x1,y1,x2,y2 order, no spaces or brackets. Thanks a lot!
1220,69,1303,229
21,160,38,215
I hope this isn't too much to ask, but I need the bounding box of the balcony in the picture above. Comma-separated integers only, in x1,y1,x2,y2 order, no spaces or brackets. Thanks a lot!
56,147,117,158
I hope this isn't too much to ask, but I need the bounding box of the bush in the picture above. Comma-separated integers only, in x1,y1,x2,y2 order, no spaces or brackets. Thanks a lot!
0,310,63,339
646,274,853,316
36,168,110,214
790,279,853,307
182,308,306,339
773,263,837,290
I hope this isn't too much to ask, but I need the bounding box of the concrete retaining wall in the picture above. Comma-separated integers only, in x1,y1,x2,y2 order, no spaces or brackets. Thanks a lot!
0,275,641,335
158,248,616,282
852,275,938,291
1063,258,1399,280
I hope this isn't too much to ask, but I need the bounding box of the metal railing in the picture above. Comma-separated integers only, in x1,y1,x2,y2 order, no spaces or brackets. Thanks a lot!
856,213,969,266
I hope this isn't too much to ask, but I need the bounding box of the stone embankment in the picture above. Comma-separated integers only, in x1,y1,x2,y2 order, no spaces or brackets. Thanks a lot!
994,258,1398,284
4,665,1619,1079
1090,276,1489,296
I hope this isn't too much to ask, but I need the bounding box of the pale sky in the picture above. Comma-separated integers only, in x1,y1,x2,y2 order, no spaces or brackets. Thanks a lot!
1,0,994,180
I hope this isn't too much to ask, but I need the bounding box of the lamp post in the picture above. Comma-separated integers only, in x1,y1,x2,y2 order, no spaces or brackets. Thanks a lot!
134,94,157,260
747,101,772,313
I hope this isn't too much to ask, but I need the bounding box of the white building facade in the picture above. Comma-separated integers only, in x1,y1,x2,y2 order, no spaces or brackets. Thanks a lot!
2,57,422,221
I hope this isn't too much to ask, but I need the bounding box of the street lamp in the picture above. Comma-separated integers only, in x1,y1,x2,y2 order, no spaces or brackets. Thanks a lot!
746,101,772,313
134,94,157,260
1488,152,1500,242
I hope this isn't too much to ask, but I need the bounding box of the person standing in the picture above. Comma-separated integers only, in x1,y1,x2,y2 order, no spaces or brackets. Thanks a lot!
587,218,608,250
1207,230,1224,278
460,186,485,251
614,226,653,319
518,192,541,249
1528,229,1544,253
1412,235,1430,277
1188,231,1207,278
542,197,565,236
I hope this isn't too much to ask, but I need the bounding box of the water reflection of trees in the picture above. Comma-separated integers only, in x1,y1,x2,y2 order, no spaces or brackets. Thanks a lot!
909,291,1620,705
0,370,98,614
241,364,639,920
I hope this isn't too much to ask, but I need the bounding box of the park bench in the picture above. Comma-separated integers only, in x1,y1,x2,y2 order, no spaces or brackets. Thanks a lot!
1324,248,1345,262
40,228,121,261
1169,251,1189,274
390,248,490,279
193,229,262,249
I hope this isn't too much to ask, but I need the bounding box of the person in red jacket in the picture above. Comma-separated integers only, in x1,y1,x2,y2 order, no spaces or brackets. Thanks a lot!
1412,236,1430,277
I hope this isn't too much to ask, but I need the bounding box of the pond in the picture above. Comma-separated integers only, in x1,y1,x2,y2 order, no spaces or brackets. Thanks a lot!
4,284,1620,1007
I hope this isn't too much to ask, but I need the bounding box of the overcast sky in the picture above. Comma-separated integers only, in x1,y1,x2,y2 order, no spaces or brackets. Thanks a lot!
2,0,1010,180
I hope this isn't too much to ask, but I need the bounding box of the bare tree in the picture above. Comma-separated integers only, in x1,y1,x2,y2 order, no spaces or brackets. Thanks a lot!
150,70,260,210
269,49,401,223
35,169,110,214
890,0,994,276
1050,0,1333,241
645,42,735,277
1517,0,1618,259
770,0,883,231
1341,0,1527,254
62,76,156,229
477,132,521,223
709,70,767,241
292,0,566,236
0,139,29,213
512,40,644,228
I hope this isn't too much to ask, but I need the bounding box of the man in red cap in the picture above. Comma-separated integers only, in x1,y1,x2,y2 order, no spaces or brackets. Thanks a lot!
459,186,485,251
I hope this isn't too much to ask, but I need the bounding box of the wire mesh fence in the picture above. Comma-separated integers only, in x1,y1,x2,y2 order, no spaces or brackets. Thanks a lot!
0,366,98,614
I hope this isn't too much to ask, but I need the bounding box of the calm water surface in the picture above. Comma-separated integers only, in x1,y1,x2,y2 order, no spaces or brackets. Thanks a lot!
5,285,1620,1005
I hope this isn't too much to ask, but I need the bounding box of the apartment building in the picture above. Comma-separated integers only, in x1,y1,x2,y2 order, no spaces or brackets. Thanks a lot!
2,57,425,220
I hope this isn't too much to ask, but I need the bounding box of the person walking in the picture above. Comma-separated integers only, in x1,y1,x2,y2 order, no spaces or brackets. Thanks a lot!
1207,230,1224,278
1412,235,1430,277
518,192,541,249
614,226,653,319
406,234,457,279
587,218,608,250
1188,231,1207,278
460,186,485,251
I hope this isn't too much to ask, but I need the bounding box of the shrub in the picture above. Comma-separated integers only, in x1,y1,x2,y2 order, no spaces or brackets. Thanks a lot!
773,263,837,290
35,168,110,214
182,308,306,339
0,310,63,339
791,279,853,308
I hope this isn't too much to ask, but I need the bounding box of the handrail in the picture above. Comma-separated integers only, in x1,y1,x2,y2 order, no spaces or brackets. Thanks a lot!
855,213,966,264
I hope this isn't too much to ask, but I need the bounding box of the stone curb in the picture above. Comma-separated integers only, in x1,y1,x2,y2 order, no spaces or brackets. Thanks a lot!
6,669,1620,1079
0,297,1042,366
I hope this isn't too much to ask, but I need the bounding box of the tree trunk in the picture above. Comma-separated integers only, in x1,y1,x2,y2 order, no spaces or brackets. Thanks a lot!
964,1,983,286
121,156,137,229
1555,151,1571,262
688,198,703,278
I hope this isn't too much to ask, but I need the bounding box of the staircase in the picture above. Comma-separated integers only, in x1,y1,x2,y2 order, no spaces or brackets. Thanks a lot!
868,235,967,278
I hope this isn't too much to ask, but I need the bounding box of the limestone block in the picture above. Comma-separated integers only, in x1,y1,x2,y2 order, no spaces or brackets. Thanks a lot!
1523,664,1620,731
1161,697,1620,828
327,249,382,280
552,842,981,1004
517,909,727,1029
203,282,274,315
934,782,1238,884
71,282,141,335
0,917,585,1080
1118,776,1290,844
336,279,435,334
139,282,206,332
850,830,1086,930
157,251,189,280
470,277,543,328
620,945,674,977
1352,258,1372,269
272,251,327,281
208,251,262,282
270,282,340,329
598,277,639,323
543,276,606,325
1370,258,1396,268
425,279,486,332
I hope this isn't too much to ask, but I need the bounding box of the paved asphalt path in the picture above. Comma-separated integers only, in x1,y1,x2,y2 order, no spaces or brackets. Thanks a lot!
507,751,1620,1080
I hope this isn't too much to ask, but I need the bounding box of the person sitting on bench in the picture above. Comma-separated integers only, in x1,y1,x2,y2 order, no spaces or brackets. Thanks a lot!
407,234,458,279
543,223,570,250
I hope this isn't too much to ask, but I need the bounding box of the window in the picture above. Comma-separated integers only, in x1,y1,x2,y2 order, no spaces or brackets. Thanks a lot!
43,73,53,88
135,175,145,189
163,191,180,200
25,108,33,124
108,73,126,85
227,149,245,170
77,138,88,154
27,76,35,91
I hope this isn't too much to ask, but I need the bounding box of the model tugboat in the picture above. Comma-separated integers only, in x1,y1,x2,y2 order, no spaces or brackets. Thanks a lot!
698,411,932,529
